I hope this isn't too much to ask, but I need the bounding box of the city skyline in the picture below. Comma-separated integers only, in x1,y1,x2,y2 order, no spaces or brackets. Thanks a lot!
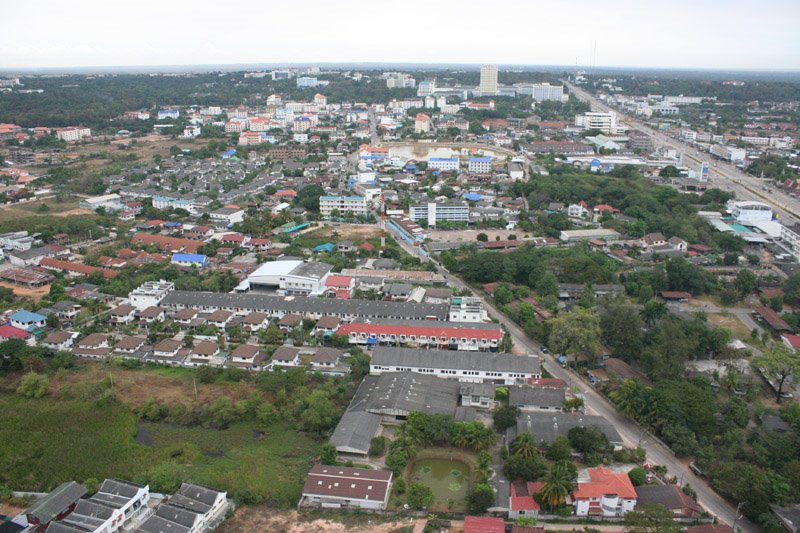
2,0,799,71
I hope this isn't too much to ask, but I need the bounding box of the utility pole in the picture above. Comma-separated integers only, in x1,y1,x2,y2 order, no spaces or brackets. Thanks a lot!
193,378,198,401
732,501,746,533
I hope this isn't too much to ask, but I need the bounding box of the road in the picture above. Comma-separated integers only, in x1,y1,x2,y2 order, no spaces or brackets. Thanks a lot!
391,235,758,532
564,81,800,226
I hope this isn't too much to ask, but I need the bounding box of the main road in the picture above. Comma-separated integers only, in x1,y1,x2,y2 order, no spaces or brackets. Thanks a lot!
390,233,758,532
564,81,800,226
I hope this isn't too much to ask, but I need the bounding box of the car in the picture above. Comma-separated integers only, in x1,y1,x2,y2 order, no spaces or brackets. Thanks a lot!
541,347,549,354
780,392,794,399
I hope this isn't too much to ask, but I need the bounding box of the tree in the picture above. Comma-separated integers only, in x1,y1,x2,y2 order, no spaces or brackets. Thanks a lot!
16,372,49,398
407,482,434,510
624,503,682,533
640,299,667,327
568,426,610,460
477,232,489,242
659,165,681,178
545,436,572,461
493,405,521,431
320,443,338,465
261,325,284,345
347,350,371,381
295,184,325,212
548,308,602,365
300,389,340,433
256,401,278,426
503,453,547,482
468,483,496,514
539,460,577,509
734,269,758,298
510,432,539,459
600,297,644,361
628,466,647,486
754,343,800,402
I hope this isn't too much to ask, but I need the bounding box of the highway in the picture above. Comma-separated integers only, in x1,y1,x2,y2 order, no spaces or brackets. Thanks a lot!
564,81,800,226
388,231,758,532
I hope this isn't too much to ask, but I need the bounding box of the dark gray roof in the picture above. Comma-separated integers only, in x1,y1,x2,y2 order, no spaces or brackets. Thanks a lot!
508,386,566,408
453,406,479,422
289,261,334,279
760,414,791,433
508,412,623,445
372,347,540,375
636,485,701,512
459,382,496,398
385,283,413,296
176,482,225,508
26,481,87,524
97,478,144,499
61,500,114,529
44,523,89,533
330,410,382,455
770,504,800,533
154,504,200,528
350,373,460,416
162,291,448,320
135,515,191,533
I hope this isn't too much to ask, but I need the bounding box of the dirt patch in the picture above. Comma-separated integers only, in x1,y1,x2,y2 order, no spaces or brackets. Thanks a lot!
0,281,50,300
427,228,524,243
707,313,752,338
218,508,414,533
0,500,27,517
317,224,382,241
51,364,257,407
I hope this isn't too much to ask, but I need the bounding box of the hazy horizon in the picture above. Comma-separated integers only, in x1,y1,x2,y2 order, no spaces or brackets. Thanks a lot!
3,0,799,71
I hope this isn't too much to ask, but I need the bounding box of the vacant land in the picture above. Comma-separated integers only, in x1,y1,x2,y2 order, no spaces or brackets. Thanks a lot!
427,228,523,243
218,508,414,533
0,281,50,300
707,312,753,338
0,393,319,503
0,197,90,222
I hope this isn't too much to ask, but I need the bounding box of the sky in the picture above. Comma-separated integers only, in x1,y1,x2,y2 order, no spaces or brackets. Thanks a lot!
2,0,799,71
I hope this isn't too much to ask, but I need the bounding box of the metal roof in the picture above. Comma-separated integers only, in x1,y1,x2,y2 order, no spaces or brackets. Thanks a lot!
372,346,540,374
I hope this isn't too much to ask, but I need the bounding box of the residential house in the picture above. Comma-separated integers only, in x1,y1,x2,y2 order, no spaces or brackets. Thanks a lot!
41,330,77,351
313,316,340,337
229,344,266,370
508,481,545,520
241,311,269,332
24,481,87,529
463,516,505,533
635,485,702,519
269,346,300,368
207,309,232,329
572,466,637,517
309,347,347,375
9,309,47,331
51,300,82,322
150,338,185,366
113,335,148,359
110,304,137,325
508,385,566,412
72,333,112,359
459,382,496,408
138,306,166,325
188,341,221,367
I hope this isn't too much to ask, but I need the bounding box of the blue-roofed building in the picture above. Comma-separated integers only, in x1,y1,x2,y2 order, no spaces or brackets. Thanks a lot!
428,157,459,171
171,253,209,268
157,109,179,120
468,156,493,173
313,243,336,254
221,149,237,159
163,221,183,229
10,310,47,331
463,192,482,202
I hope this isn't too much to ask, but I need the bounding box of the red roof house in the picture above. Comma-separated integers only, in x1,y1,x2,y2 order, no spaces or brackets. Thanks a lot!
463,516,505,533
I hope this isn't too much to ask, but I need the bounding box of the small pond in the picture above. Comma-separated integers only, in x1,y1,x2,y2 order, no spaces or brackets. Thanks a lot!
409,458,469,507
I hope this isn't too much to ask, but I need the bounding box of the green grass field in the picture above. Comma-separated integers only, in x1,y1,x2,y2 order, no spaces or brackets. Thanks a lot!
0,394,319,505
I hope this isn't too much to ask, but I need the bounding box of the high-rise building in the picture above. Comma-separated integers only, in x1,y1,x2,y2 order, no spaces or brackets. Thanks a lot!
479,64,498,95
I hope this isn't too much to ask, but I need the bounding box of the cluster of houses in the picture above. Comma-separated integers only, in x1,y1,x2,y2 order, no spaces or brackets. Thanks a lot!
10,479,227,533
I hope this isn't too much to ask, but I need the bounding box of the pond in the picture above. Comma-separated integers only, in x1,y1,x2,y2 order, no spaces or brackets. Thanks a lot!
409,457,470,509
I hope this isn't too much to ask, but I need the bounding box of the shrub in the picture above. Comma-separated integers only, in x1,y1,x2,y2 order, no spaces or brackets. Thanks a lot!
628,466,647,486
407,482,433,510
16,372,49,398
369,436,388,457
468,483,495,514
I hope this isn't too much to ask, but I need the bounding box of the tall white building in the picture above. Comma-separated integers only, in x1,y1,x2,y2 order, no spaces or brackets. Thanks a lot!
575,111,621,134
319,195,369,217
410,202,470,227
530,83,564,102
479,65,499,95
129,280,175,311
55,127,92,142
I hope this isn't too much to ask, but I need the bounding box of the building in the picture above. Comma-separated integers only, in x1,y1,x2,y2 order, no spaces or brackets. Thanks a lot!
508,480,545,520
479,64,499,95
468,156,493,173
297,76,320,87
46,479,150,533
635,484,702,518
329,410,383,456
237,259,333,296
559,228,620,242
299,465,392,510
509,385,566,412
10,309,47,331
24,481,87,529
731,201,772,223
370,346,540,385
210,206,245,226
157,109,180,120
55,127,91,142
780,224,800,262
129,280,175,311
349,372,461,420
428,157,460,172
509,412,623,447
171,253,209,268
414,113,431,134
338,319,502,351
575,111,621,135
449,296,488,322
319,195,369,217
572,467,637,517
409,202,470,227
710,144,746,164
464,516,505,533
136,482,227,533
529,83,564,102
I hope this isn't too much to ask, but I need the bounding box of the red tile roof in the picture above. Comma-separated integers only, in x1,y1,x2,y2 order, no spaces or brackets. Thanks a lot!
325,275,353,288
337,322,503,341
572,467,637,500
510,480,544,511
754,306,791,331
39,258,118,279
0,325,31,339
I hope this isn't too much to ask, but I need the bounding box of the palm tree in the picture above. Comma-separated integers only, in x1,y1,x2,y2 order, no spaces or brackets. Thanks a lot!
539,461,576,509
510,432,538,459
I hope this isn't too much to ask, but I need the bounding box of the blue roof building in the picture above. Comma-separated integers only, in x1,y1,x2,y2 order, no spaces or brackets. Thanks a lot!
221,149,237,159
10,310,47,331
313,243,336,253
463,192,482,202
171,253,209,267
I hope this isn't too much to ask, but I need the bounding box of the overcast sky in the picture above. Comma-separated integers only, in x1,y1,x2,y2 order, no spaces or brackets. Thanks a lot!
2,0,799,70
